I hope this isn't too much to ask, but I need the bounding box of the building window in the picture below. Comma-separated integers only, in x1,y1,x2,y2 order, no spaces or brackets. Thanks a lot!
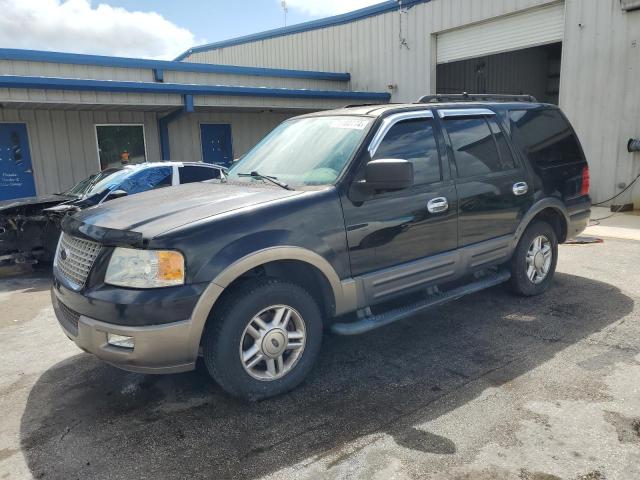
96,125,146,170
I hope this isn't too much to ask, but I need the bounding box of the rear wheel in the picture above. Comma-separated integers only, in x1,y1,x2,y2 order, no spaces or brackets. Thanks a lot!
509,220,558,296
202,278,323,400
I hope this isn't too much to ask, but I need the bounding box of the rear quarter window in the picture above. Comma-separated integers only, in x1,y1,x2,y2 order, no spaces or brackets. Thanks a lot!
179,165,221,184
508,109,585,168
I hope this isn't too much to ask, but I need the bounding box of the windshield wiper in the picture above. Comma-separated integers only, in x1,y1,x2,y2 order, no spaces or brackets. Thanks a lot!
237,171,293,190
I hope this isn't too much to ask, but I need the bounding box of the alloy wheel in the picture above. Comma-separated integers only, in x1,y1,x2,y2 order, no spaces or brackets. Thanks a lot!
239,305,306,381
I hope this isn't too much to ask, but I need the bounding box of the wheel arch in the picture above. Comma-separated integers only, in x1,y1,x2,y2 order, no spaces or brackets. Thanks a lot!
186,247,357,360
514,198,570,247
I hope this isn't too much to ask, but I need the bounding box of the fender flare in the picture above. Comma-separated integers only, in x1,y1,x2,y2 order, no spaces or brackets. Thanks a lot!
513,198,570,247
185,246,357,359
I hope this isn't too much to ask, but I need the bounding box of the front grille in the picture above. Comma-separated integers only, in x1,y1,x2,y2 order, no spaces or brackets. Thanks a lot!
55,233,102,290
56,298,80,336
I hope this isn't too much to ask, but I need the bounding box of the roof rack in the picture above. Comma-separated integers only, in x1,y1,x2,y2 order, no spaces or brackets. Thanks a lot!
416,93,537,104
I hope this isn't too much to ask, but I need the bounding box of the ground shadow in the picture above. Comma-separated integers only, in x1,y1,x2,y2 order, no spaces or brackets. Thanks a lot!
19,272,634,479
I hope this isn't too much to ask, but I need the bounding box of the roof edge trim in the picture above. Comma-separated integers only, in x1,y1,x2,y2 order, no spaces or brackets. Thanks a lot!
0,75,390,101
0,48,350,81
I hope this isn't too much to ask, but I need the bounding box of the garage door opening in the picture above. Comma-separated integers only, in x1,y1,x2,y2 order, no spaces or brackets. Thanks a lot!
436,42,562,105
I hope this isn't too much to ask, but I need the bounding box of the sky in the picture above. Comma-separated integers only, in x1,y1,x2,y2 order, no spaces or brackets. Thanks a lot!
0,0,383,60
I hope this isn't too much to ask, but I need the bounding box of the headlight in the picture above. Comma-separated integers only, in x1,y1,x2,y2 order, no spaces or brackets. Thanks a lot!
105,248,185,288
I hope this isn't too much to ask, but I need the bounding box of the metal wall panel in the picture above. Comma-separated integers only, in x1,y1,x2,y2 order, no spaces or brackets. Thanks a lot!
168,111,293,163
436,3,565,63
182,0,640,204
183,0,557,103
0,107,296,196
560,0,640,205
0,108,161,195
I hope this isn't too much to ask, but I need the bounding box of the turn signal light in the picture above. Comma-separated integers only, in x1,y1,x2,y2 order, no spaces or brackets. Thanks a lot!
158,251,185,282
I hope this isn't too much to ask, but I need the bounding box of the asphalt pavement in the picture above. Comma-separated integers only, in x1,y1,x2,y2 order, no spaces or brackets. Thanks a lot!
0,235,639,479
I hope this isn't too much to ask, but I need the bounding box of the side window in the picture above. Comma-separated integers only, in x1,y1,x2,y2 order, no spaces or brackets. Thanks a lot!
487,118,516,170
179,165,221,184
118,167,172,194
444,117,505,178
509,109,585,168
372,118,441,185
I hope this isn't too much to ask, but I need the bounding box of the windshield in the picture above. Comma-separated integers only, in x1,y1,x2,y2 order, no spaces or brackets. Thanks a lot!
83,169,131,197
227,116,373,187
62,171,113,197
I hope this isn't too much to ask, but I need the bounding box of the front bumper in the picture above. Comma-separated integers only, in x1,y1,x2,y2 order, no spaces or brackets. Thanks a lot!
52,284,200,374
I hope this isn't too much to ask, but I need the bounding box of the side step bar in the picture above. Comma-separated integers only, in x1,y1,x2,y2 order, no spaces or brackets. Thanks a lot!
331,270,511,336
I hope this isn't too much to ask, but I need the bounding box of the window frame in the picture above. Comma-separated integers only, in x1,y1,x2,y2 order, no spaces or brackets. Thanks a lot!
94,123,148,172
367,110,445,187
438,109,521,181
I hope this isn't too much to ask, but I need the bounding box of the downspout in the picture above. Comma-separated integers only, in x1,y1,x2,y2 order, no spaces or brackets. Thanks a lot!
158,94,194,160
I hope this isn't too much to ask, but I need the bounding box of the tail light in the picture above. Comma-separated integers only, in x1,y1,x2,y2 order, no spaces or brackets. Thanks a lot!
580,166,590,196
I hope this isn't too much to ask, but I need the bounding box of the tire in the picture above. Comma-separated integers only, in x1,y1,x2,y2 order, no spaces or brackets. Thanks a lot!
509,220,558,296
202,277,323,400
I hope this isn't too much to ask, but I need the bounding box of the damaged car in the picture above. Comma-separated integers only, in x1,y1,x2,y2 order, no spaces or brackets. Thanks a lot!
0,161,224,265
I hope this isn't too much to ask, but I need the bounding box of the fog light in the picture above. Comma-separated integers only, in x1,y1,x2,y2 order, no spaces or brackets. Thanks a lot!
107,333,135,349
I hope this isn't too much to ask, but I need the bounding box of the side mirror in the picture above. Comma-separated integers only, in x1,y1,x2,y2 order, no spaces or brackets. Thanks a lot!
349,159,413,203
364,159,414,190
107,189,128,201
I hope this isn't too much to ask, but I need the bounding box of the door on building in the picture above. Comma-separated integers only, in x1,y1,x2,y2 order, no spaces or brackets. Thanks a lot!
0,123,36,201
200,124,233,166
436,3,564,104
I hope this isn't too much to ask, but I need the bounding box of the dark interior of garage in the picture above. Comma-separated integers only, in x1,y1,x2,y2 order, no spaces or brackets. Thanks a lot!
436,43,562,104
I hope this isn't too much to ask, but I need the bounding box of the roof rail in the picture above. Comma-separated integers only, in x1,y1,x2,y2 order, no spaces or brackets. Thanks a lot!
416,93,537,104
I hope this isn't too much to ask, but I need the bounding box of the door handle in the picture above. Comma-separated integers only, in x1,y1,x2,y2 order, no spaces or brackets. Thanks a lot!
427,197,449,214
512,182,529,196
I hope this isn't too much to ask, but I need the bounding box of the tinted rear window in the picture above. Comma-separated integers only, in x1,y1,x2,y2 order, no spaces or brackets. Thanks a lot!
445,117,505,178
508,109,585,168
179,165,221,184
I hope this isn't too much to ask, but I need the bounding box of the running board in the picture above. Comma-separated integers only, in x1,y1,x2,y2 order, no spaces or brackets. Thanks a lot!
331,270,511,336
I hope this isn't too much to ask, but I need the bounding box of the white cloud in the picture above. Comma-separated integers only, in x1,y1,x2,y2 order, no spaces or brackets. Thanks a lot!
282,0,383,17
0,0,202,59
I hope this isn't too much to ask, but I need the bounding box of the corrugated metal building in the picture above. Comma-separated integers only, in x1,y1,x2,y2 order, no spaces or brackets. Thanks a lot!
1,0,639,206
179,0,640,207
0,50,389,199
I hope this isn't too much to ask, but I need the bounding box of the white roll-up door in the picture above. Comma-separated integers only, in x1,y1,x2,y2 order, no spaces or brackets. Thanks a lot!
436,3,565,64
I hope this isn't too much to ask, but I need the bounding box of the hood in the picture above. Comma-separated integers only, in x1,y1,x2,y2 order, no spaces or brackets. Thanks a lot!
0,194,74,213
69,182,302,241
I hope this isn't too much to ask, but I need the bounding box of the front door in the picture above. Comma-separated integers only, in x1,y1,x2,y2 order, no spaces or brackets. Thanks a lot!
0,123,36,201
437,108,533,247
341,111,458,303
200,124,233,166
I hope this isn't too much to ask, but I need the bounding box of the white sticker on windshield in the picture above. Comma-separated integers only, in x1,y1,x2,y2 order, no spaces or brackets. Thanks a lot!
330,118,369,130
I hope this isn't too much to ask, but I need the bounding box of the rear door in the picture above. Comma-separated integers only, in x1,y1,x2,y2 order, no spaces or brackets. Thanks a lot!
438,108,533,247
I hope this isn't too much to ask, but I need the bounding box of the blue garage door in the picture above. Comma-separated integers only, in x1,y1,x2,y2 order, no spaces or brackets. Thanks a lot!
200,124,233,166
0,123,36,201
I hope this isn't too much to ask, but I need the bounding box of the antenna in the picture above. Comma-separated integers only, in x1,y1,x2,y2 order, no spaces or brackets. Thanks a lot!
281,1,288,27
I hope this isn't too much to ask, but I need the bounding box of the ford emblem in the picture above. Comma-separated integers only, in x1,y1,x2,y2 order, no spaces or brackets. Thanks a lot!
60,249,67,261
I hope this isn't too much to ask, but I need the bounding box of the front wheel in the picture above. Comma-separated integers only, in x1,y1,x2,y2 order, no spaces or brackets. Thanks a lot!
202,278,323,400
509,220,558,296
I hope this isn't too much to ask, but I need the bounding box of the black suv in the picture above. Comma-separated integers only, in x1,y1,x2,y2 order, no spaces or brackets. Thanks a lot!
51,96,591,400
